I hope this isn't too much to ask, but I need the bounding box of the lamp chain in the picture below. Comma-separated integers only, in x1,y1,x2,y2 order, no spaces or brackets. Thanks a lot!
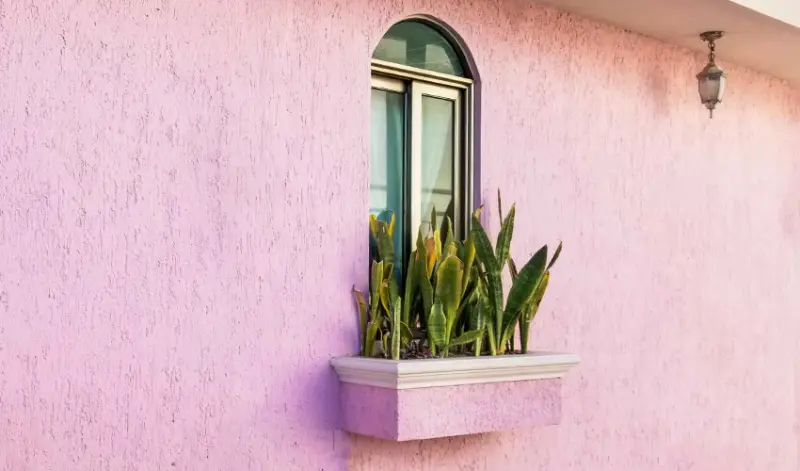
707,39,716,63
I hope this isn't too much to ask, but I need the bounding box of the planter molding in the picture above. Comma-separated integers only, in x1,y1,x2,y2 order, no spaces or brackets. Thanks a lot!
331,352,580,389
331,352,580,441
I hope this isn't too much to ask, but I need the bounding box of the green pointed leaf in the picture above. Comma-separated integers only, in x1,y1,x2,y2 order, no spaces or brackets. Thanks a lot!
382,332,390,358
472,265,484,294
468,294,486,330
416,227,427,256
435,255,464,325
391,297,401,360
381,262,399,308
402,253,417,325
485,315,497,355
389,277,399,306
353,287,368,355
400,322,413,347
461,236,476,298
444,240,459,258
470,216,503,347
387,212,396,237
547,241,563,271
474,338,483,356
458,280,477,314
364,320,380,357
370,261,382,298
379,280,390,313
369,214,379,240
449,328,484,347
383,262,394,281
375,223,395,266
416,257,433,321
504,245,548,323
518,270,550,354
424,237,437,278
508,257,519,281
495,204,515,270
499,310,521,352
497,189,505,226
519,318,531,354
470,216,498,272
467,296,486,356
370,261,383,321
443,216,454,248
527,271,550,321
428,302,447,349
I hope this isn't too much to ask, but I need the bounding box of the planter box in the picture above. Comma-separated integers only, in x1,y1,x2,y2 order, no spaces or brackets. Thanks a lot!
330,352,579,441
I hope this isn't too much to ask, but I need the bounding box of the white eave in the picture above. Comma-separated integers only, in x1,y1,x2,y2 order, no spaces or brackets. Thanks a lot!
534,0,800,86
330,351,580,389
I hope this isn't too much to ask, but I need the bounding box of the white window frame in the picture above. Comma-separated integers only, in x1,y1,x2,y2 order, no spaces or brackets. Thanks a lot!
370,58,475,255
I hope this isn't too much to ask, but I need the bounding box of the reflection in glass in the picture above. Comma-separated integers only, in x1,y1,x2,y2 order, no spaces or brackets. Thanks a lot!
420,96,454,235
372,21,465,77
370,88,405,268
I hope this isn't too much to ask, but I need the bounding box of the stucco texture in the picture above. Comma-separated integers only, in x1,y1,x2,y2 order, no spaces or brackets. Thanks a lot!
1,0,799,470
340,380,561,441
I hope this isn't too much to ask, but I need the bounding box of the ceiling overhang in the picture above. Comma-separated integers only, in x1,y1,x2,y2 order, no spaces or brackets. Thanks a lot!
534,0,800,86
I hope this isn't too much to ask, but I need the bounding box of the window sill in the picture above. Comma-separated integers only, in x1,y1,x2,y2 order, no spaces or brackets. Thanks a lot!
331,352,580,441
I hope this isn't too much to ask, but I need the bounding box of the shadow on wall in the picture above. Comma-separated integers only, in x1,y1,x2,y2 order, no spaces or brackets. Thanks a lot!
267,362,350,464
782,157,800,241
781,96,800,242
348,432,495,469
347,426,560,470
644,60,672,118
306,364,344,430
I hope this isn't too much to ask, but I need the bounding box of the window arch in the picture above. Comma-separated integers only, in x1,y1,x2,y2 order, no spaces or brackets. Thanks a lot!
370,18,476,270
373,21,466,77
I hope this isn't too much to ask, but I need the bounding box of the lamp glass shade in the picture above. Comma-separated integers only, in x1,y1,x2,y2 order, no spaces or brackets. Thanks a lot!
716,74,726,101
697,66,726,106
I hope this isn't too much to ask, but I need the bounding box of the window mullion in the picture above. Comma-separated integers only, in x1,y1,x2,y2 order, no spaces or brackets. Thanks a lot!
409,82,423,249
463,86,474,239
452,91,462,240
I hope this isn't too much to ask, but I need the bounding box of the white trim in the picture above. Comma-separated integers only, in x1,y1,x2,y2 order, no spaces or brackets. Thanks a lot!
408,81,462,245
331,352,580,390
413,82,461,101
371,59,472,89
371,75,406,93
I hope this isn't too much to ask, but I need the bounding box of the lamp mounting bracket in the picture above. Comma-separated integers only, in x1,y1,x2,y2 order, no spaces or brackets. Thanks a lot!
700,31,724,43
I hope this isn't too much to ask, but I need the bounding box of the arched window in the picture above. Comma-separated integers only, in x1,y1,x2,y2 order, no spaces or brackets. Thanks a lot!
370,19,475,269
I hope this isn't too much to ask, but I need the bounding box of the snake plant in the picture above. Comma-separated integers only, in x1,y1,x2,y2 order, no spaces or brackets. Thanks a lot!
353,195,561,359
495,191,562,354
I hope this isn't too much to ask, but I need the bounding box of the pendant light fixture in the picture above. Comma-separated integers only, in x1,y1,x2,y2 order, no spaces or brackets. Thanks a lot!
696,31,727,119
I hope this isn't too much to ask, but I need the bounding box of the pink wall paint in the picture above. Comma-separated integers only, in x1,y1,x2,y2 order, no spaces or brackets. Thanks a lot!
340,379,562,441
1,0,799,470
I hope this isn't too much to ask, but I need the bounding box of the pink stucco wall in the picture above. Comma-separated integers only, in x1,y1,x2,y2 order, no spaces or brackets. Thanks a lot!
1,0,799,470
340,379,562,441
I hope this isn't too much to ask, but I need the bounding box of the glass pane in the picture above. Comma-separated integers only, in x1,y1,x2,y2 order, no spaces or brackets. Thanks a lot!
373,21,465,77
370,88,405,268
420,96,455,235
